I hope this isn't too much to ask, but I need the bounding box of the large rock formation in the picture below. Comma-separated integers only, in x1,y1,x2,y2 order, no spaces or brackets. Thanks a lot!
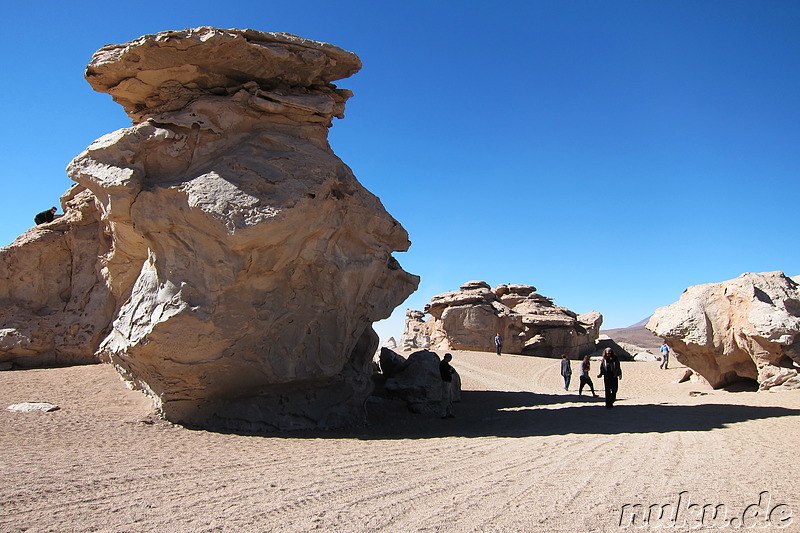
1,27,419,431
647,272,800,390
402,281,602,357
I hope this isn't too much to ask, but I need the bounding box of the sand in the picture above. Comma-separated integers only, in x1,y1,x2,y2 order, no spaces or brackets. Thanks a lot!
2,352,799,532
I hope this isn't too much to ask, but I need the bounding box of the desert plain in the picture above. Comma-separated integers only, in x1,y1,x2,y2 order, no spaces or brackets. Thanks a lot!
2,351,799,532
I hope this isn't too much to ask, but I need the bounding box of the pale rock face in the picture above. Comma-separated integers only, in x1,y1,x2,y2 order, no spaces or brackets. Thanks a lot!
646,272,800,390
3,27,419,431
402,282,602,357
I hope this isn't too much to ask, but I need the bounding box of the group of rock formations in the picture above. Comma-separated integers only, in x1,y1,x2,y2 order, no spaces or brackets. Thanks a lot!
647,272,800,390
401,281,602,358
0,27,418,430
2,27,798,433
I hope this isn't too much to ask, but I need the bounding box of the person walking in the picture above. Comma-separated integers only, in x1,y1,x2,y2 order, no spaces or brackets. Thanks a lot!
660,342,670,370
560,354,572,391
494,333,503,356
579,355,598,397
439,353,455,418
34,207,57,225
598,348,622,409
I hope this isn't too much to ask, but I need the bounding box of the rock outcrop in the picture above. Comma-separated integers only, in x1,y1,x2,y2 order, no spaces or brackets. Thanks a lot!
1,27,419,431
0,186,114,367
380,349,462,413
593,336,646,361
402,281,602,357
647,272,800,390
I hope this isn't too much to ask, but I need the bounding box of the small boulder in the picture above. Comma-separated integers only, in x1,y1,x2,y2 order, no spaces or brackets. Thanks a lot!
7,402,60,412
384,350,461,414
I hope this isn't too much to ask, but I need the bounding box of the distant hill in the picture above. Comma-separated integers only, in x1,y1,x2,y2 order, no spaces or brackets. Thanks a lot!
627,316,651,328
601,319,662,353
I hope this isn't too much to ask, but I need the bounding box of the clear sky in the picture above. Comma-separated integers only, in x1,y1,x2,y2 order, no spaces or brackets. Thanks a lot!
2,1,798,343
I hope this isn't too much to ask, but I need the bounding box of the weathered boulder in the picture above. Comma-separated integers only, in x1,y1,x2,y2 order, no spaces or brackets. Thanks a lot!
647,272,800,390
383,349,461,413
0,186,114,368
378,346,409,378
591,336,654,361
2,27,419,431
402,281,602,357
629,345,658,362
593,336,634,361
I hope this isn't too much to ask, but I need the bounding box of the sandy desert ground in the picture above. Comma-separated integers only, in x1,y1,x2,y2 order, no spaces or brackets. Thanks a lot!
2,351,799,532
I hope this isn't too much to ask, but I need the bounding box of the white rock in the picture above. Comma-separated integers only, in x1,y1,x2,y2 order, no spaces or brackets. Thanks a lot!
7,402,59,413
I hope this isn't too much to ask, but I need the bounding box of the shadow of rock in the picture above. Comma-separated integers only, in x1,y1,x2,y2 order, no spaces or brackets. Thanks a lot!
213,389,800,441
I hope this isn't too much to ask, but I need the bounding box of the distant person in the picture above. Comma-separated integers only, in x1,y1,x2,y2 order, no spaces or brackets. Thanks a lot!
579,355,598,397
598,348,622,409
34,207,57,225
439,353,455,418
494,333,503,355
660,342,670,370
560,354,572,391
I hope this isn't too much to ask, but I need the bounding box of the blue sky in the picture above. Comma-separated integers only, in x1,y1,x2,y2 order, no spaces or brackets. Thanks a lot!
2,1,798,342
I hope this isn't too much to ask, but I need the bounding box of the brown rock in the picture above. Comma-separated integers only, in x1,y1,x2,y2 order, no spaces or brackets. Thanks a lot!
402,282,602,358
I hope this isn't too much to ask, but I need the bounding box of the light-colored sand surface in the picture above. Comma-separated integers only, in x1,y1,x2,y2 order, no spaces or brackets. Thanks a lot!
2,352,799,532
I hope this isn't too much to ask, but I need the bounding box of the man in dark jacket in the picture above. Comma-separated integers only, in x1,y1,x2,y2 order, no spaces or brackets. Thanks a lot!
34,207,57,225
560,354,572,391
598,348,623,409
439,353,455,418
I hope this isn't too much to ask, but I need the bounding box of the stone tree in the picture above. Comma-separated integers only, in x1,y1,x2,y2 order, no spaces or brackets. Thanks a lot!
2,27,419,431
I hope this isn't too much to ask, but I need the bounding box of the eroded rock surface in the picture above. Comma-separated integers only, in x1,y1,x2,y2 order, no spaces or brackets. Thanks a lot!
402,281,602,357
646,272,800,390
2,27,418,431
0,186,113,368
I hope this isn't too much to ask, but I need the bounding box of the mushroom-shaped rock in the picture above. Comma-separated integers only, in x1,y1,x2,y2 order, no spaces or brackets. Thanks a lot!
0,26,422,432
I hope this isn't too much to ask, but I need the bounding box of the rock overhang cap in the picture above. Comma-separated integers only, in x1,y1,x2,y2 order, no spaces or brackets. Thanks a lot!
85,26,362,118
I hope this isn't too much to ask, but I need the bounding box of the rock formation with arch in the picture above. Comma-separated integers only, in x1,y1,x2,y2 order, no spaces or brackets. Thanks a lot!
647,271,800,390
